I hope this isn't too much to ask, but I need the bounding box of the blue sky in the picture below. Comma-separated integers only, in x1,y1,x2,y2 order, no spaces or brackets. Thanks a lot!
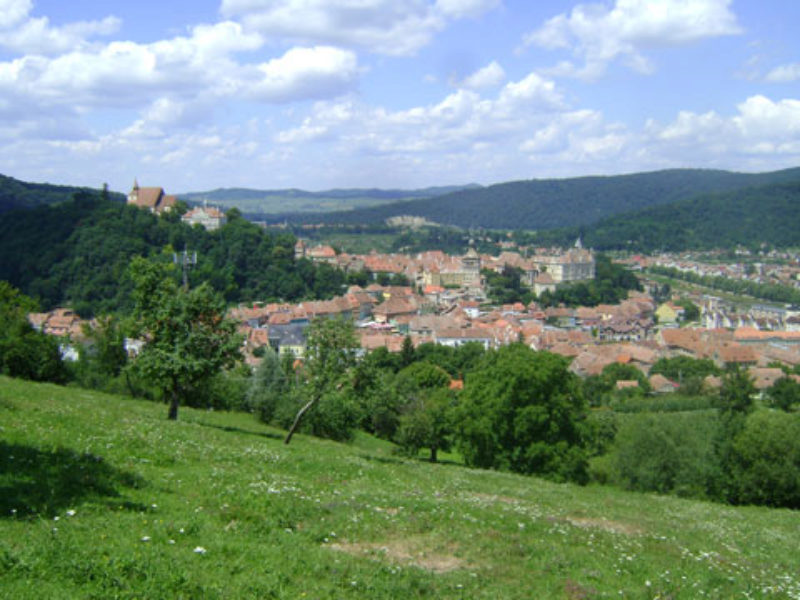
0,0,798,194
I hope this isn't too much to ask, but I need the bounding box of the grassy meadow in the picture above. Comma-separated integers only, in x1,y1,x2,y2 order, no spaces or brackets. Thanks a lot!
1,376,799,599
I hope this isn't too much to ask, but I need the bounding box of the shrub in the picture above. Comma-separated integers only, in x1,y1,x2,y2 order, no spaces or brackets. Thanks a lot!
611,413,723,500
729,410,800,508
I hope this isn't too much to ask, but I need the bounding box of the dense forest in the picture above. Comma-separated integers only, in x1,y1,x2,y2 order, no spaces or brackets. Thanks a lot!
0,173,125,213
0,192,347,316
579,181,800,251
272,167,800,230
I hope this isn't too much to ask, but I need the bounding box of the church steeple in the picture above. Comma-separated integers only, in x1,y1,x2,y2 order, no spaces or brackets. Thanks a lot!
128,178,140,206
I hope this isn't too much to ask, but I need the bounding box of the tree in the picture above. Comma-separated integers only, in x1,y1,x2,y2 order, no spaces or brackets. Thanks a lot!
396,387,455,463
284,317,359,444
400,334,415,368
247,347,287,423
0,282,67,384
767,376,800,412
128,257,242,420
716,365,756,416
455,344,589,483
729,411,800,508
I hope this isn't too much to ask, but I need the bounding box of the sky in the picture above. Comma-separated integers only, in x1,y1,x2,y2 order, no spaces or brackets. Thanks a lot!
0,0,799,194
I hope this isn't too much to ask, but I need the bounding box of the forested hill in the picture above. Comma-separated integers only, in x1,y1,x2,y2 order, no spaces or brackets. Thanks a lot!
179,184,480,215
577,180,800,252
0,192,347,316
0,173,124,213
278,167,800,229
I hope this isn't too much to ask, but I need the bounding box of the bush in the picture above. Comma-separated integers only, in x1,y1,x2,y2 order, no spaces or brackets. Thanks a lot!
729,410,800,508
611,413,723,500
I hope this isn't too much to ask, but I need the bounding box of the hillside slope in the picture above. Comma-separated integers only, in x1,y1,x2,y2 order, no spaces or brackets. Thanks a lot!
0,173,124,213
284,167,800,230
582,180,800,251
1,376,798,598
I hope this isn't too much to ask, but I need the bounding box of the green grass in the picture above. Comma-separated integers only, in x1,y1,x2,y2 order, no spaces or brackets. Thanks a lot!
1,376,799,599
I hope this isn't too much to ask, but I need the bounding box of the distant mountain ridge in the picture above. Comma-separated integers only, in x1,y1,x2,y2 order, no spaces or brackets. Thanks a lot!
275,167,800,230
0,174,124,213
179,184,481,215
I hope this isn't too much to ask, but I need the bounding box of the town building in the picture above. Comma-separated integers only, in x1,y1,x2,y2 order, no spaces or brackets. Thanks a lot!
182,205,226,231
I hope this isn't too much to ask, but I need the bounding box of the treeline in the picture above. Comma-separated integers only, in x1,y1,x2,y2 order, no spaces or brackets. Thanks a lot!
0,192,349,316
0,173,124,213
277,167,800,231
648,265,800,305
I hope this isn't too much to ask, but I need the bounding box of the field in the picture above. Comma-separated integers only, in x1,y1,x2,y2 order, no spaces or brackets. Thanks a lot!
1,376,799,599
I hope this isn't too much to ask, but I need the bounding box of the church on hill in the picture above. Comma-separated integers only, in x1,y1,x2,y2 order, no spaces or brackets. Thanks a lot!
127,180,176,215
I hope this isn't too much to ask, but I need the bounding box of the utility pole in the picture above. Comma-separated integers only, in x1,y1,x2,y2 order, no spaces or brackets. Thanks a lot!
173,248,197,289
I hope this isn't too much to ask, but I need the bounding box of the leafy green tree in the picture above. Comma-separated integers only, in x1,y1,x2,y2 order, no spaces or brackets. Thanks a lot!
284,317,359,444
396,361,451,390
675,298,700,322
396,387,455,463
611,413,723,499
400,335,415,368
247,347,288,423
455,344,589,482
0,282,67,384
650,355,720,383
716,365,756,416
729,411,800,508
128,257,242,420
767,376,800,412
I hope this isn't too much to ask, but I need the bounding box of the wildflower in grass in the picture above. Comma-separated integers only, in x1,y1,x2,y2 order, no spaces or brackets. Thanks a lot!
53,516,59,521
141,536,151,542
66,509,76,517
194,546,207,554
168,539,175,545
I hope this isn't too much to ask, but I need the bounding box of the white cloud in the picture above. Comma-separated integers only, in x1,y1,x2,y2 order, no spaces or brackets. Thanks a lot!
523,0,742,79
460,61,505,90
220,0,499,56
0,0,120,55
0,0,32,28
765,63,800,83
435,0,500,19
248,46,359,103
645,95,800,164
0,23,359,126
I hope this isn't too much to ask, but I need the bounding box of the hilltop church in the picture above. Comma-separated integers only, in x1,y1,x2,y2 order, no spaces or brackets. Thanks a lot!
127,180,176,215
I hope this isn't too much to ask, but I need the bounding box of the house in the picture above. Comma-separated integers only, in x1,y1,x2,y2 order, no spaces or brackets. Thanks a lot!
373,296,418,323
268,323,308,358
656,302,682,325
307,245,337,263
649,374,678,394
434,327,493,349
182,205,226,231
127,180,176,214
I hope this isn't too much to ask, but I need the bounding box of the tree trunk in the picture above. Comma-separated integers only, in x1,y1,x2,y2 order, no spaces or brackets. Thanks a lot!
284,395,319,445
168,387,180,421
430,446,438,463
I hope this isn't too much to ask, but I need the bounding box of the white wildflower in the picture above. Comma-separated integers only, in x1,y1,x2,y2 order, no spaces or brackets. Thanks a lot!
141,536,151,542
66,509,76,517
194,546,207,554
